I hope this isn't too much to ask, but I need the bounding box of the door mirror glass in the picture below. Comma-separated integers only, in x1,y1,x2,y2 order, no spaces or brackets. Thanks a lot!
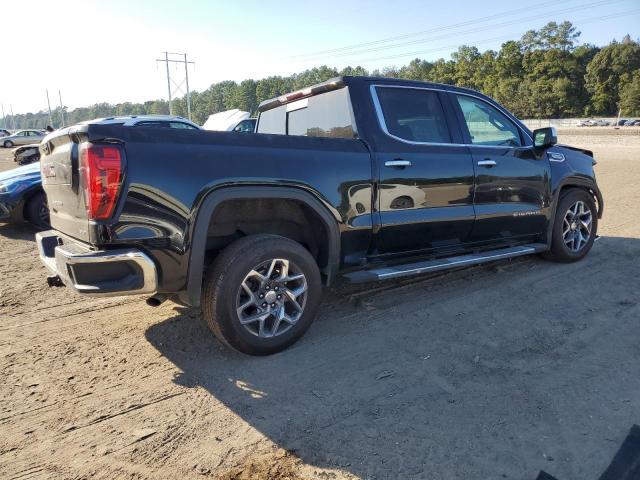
533,127,557,148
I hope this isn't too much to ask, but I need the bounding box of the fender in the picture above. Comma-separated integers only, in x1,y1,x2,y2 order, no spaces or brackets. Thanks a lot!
546,176,604,244
181,186,341,307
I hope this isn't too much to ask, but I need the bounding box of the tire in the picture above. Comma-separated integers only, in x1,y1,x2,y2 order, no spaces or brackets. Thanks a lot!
24,192,50,229
3,140,13,148
202,234,322,355
544,188,597,262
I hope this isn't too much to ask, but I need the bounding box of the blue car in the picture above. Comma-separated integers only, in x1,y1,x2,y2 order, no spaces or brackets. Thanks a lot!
0,162,49,228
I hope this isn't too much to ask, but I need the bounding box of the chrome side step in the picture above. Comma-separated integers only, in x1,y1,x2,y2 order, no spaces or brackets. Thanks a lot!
343,244,548,283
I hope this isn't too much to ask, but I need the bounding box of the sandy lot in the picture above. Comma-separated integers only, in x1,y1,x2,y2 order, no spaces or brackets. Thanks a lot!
1,129,639,480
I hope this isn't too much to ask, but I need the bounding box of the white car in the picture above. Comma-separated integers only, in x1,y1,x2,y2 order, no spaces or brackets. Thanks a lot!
202,109,256,132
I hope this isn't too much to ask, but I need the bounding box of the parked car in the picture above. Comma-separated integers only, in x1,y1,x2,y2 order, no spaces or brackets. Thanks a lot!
37,76,603,355
0,129,10,137
0,162,49,229
616,119,629,126
2,129,46,147
623,119,639,126
202,109,256,132
0,130,45,148
13,144,41,165
79,115,201,129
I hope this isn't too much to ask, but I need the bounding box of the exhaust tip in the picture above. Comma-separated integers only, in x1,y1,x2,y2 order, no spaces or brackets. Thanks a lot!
146,294,167,307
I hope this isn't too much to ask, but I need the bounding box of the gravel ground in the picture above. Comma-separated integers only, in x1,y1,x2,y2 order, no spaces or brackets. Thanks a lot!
0,129,639,480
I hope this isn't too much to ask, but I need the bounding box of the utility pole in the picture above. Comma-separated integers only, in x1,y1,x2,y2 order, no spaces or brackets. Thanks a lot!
9,104,15,130
1,104,5,129
58,90,65,127
156,52,195,120
46,90,54,127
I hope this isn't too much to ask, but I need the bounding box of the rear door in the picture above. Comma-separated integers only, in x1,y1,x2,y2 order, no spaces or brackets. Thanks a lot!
371,85,475,255
451,93,550,243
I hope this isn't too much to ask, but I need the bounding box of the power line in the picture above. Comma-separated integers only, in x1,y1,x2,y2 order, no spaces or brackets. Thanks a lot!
290,0,622,65
287,0,563,60
344,8,640,65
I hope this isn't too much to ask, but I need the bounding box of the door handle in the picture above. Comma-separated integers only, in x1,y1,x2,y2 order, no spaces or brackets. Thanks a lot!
385,160,412,168
477,160,497,167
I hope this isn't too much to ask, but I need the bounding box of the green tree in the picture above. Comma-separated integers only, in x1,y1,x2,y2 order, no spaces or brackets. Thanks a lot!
585,40,640,114
619,69,640,116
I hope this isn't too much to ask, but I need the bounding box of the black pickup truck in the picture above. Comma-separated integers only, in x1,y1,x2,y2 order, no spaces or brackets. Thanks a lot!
37,76,603,355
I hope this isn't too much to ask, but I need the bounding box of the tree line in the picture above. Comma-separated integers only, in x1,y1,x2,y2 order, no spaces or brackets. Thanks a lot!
5,21,640,130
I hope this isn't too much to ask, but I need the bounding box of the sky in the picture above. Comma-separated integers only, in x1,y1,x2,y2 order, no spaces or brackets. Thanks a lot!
1,0,638,115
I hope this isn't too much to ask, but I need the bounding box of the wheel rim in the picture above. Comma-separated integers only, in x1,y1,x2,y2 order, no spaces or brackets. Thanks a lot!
562,200,592,252
235,258,308,338
38,200,50,226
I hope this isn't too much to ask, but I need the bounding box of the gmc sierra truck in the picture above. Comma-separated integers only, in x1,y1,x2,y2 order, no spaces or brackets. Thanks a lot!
36,76,603,355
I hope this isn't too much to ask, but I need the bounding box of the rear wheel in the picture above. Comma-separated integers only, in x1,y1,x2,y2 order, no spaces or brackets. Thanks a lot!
545,189,597,262
25,192,50,229
202,234,322,355
3,140,13,148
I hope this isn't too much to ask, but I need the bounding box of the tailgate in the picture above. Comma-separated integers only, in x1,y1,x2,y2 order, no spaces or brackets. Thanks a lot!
40,129,90,242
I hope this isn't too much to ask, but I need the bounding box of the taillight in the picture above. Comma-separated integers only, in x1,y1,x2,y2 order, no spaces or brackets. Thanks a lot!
79,143,123,220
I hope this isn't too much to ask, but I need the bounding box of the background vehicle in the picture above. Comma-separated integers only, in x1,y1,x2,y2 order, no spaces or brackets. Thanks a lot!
0,129,10,137
0,162,49,229
202,109,256,132
624,119,639,126
2,129,45,147
37,76,603,355
12,144,40,165
79,114,201,129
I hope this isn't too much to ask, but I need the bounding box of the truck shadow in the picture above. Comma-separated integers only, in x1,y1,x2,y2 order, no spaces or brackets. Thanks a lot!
0,222,39,241
144,236,640,479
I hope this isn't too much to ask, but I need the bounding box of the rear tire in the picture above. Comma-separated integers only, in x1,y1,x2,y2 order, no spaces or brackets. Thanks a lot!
202,234,322,355
3,140,13,148
544,188,597,262
25,192,50,229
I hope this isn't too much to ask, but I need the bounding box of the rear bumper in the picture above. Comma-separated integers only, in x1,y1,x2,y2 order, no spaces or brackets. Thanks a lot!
36,230,158,296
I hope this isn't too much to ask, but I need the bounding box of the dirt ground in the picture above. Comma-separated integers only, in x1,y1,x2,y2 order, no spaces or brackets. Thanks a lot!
1,128,639,480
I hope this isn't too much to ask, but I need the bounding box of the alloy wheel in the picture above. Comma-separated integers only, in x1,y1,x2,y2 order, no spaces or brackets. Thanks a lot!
562,200,592,252
235,258,308,338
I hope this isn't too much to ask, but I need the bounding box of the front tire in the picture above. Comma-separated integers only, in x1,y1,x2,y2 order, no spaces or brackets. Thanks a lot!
25,192,50,229
545,188,597,262
3,140,13,148
202,234,322,355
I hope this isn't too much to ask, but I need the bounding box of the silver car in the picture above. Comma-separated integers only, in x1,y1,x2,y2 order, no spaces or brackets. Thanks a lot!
2,130,46,148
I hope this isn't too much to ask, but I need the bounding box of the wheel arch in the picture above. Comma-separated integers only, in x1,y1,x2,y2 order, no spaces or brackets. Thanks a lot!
182,186,341,307
546,177,603,244
20,186,46,222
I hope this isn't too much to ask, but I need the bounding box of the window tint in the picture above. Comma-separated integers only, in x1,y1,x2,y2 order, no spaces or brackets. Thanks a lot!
375,87,451,143
135,121,169,128
257,87,355,139
169,122,197,129
455,95,522,147
233,119,256,132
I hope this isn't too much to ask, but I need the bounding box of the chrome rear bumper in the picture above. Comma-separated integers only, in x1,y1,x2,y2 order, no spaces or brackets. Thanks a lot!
36,230,157,296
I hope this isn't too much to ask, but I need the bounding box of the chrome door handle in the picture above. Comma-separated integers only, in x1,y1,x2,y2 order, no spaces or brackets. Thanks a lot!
477,160,497,167
385,160,412,168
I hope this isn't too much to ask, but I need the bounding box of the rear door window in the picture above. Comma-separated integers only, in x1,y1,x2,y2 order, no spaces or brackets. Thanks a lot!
455,95,522,147
374,87,452,143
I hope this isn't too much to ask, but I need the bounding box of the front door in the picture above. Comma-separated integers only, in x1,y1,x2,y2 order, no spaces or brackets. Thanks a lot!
372,85,476,256
452,93,551,244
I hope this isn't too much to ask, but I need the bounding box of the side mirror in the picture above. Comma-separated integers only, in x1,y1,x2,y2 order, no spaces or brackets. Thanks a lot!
533,126,557,148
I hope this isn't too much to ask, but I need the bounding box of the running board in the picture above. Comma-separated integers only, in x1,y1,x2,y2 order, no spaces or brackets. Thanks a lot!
343,244,548,283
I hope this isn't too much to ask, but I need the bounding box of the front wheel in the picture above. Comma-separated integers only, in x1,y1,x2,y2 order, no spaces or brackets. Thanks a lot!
202,234,322,355
544,188,597,262
3,140,13,148
25,192,50,229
